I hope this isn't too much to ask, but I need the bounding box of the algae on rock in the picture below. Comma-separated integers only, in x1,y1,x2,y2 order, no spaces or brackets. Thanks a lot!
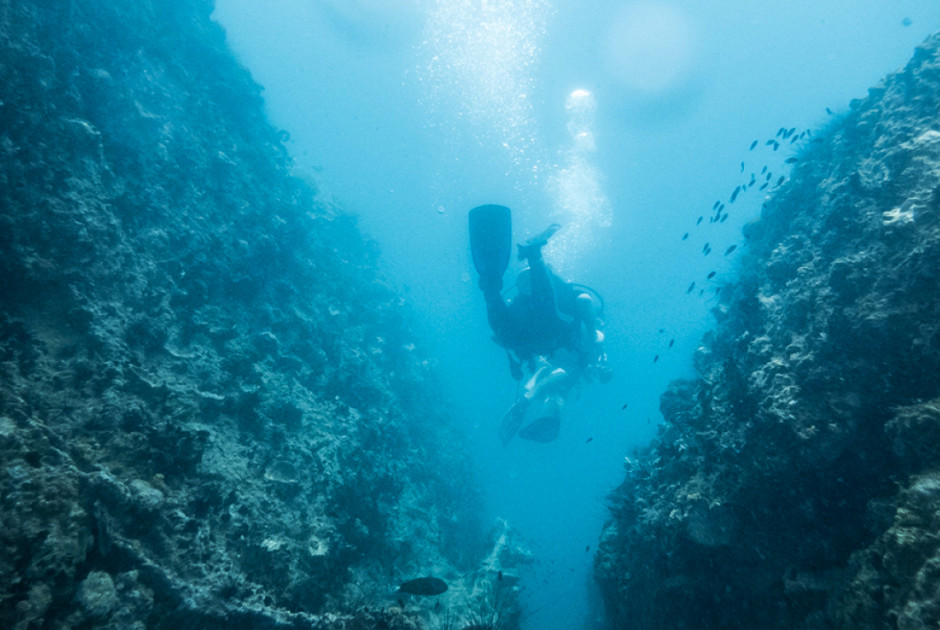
0,1,524,628
596,33,940,630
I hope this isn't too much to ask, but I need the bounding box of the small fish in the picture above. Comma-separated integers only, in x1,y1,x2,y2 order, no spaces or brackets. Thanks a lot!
658,328,665,333
766,171,773,181
772,141,780,151
719,213,729,223
498,570,503,581
730,186,741,203
707,271,716,279
585,545,591,552
653,355,659,363
826,107,833,115
765,139,776,146
621,403,628,410
785,157,798,164
699,289,704,297
790,135,799,144
712,200,720,210
682,232,689,240
740,161,745,172
776,127,786,138
759,182,769,191
724,245,737,256
702,243,710,253
668,338,675,347
761,165,767,174
776,176,785,186
697,216,703,225
585,437,593,443
398,577,448,596
749,140,758,150
687,281,696,294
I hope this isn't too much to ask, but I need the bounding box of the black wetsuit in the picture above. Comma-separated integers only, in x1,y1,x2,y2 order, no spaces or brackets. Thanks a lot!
481,252,578,377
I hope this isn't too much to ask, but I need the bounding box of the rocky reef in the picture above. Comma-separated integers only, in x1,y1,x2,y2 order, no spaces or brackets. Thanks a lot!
596,33,940,629
0,1,523,628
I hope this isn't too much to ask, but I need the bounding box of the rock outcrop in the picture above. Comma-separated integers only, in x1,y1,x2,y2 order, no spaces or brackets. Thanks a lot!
0,1,520,628
596,34,940,629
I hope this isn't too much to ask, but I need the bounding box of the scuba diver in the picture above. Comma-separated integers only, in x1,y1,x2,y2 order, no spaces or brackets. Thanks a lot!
469,204,611,444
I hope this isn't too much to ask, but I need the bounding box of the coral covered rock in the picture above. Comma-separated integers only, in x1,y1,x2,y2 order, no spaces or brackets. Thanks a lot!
596,33,940,630
0,1,505,628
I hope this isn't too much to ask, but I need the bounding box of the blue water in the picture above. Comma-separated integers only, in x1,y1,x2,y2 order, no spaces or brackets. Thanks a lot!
211,2,940,628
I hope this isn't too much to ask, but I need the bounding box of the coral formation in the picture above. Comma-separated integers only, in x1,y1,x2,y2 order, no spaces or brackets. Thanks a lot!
596,33,940,629
0,1,527,628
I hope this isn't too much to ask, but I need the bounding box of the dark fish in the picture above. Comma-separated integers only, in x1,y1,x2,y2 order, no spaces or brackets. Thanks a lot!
765,139,776,146
790,135,799,144
776,176,785,186
585,545,591,552
730,186,741,203
776,127,785,138
498,570,503,581
702,243,710,253
766,171,772,181
759,182,769,191
719,213,729,223
772,141,780,151
398,577,448,596
586,437,593,443
621,403,628,410
713,200,720,210
761,165,767,174
653,355,659,363
785,157,798,164
724,245,737,256
740,161,745,172
658,328,665,333
749,140,758,150
687,281,696,294
707,271,716,279
668,338,675,347
697,216,703,225
826,107,833,115
682,232,689,240
699,289,704,297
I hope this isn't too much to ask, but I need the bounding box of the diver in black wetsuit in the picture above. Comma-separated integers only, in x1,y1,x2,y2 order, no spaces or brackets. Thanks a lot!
469,204,610,443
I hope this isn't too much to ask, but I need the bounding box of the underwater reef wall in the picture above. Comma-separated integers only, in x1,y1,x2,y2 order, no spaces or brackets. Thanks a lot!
0,1,515,628
596,33,940,630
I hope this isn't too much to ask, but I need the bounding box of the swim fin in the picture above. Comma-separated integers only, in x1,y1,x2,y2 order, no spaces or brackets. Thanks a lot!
517,223,561,261
469,204,512,290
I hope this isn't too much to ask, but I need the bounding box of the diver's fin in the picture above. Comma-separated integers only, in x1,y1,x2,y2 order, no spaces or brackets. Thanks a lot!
498,398,528,446
469,205,512,288
517,223,561,261
518,414,561,443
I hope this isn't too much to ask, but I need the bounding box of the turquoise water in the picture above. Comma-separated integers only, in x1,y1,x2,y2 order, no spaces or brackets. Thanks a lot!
211,2,940,628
